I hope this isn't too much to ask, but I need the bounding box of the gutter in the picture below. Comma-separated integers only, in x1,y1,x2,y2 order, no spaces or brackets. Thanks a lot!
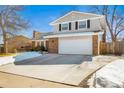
44,31,104,39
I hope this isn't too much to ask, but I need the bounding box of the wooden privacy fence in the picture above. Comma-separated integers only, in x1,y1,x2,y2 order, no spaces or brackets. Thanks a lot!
0,46,4,53
100,41,124,55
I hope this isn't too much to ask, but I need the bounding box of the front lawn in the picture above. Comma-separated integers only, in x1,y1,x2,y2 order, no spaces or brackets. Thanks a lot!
0,53,16,57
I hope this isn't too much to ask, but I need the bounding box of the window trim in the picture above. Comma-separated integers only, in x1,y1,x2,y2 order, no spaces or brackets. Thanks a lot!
59,19,88,31
78,20,87,30
61,22,69,31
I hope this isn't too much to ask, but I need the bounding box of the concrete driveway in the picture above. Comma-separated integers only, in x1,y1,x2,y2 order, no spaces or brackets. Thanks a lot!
0,54,105,86
14,54,92,65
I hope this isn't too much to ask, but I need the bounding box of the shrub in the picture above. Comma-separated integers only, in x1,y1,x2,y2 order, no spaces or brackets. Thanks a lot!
30,48,35,51
31,45,46,52
35,46,41,51
40,45,45,51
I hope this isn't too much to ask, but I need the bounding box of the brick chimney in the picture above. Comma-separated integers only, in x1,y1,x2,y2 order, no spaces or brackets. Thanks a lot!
33,31,41,39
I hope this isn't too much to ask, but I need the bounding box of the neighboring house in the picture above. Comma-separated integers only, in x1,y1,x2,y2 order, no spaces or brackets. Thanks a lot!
43,11,106,55
31,31,49,49
7,35,32,53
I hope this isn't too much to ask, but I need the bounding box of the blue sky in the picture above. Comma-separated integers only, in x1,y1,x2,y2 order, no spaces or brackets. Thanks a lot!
19,5,92,38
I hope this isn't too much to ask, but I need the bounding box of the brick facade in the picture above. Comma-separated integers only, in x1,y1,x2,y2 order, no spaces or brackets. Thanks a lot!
92,35,98,56
48,38,58,53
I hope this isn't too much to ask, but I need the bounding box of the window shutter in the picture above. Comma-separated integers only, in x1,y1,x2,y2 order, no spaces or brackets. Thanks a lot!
87,20,90,28
69,22,71,30
59,24,61,31
75,21,78,30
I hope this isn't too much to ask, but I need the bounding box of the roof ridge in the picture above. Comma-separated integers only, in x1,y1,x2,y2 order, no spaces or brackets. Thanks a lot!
70,11,103,16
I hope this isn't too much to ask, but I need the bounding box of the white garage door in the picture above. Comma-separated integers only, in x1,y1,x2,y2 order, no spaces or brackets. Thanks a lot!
59,36,92,55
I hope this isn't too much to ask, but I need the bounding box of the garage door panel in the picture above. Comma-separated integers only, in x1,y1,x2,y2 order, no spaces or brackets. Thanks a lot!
59,36,92,55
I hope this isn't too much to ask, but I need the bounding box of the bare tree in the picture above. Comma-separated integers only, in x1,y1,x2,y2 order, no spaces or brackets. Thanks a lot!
92,5,124,53
0,6,28,53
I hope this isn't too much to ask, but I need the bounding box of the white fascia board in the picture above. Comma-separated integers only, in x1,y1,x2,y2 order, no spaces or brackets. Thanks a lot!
31,39,48,41
44,31,104,39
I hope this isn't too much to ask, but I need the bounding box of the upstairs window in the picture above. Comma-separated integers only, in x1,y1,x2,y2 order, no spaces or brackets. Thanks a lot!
61,23,68,31
78,21,87,29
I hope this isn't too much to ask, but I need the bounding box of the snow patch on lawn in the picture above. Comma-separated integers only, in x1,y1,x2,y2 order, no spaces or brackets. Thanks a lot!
88,59,124,88
14,52,42,62
0,52,42,66
0,56,15,66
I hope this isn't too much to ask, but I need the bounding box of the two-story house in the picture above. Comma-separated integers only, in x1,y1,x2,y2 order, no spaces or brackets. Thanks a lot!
44,11,106,55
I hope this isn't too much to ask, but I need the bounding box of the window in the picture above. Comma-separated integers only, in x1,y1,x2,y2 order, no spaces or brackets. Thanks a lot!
78,21,87,29
61,23,68,31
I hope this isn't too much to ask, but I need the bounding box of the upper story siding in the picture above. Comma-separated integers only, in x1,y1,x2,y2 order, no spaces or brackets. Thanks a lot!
50,11,106,33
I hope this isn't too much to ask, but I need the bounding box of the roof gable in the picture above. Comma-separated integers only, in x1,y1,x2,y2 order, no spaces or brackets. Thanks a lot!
50,11,102,25
7,35,31,41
